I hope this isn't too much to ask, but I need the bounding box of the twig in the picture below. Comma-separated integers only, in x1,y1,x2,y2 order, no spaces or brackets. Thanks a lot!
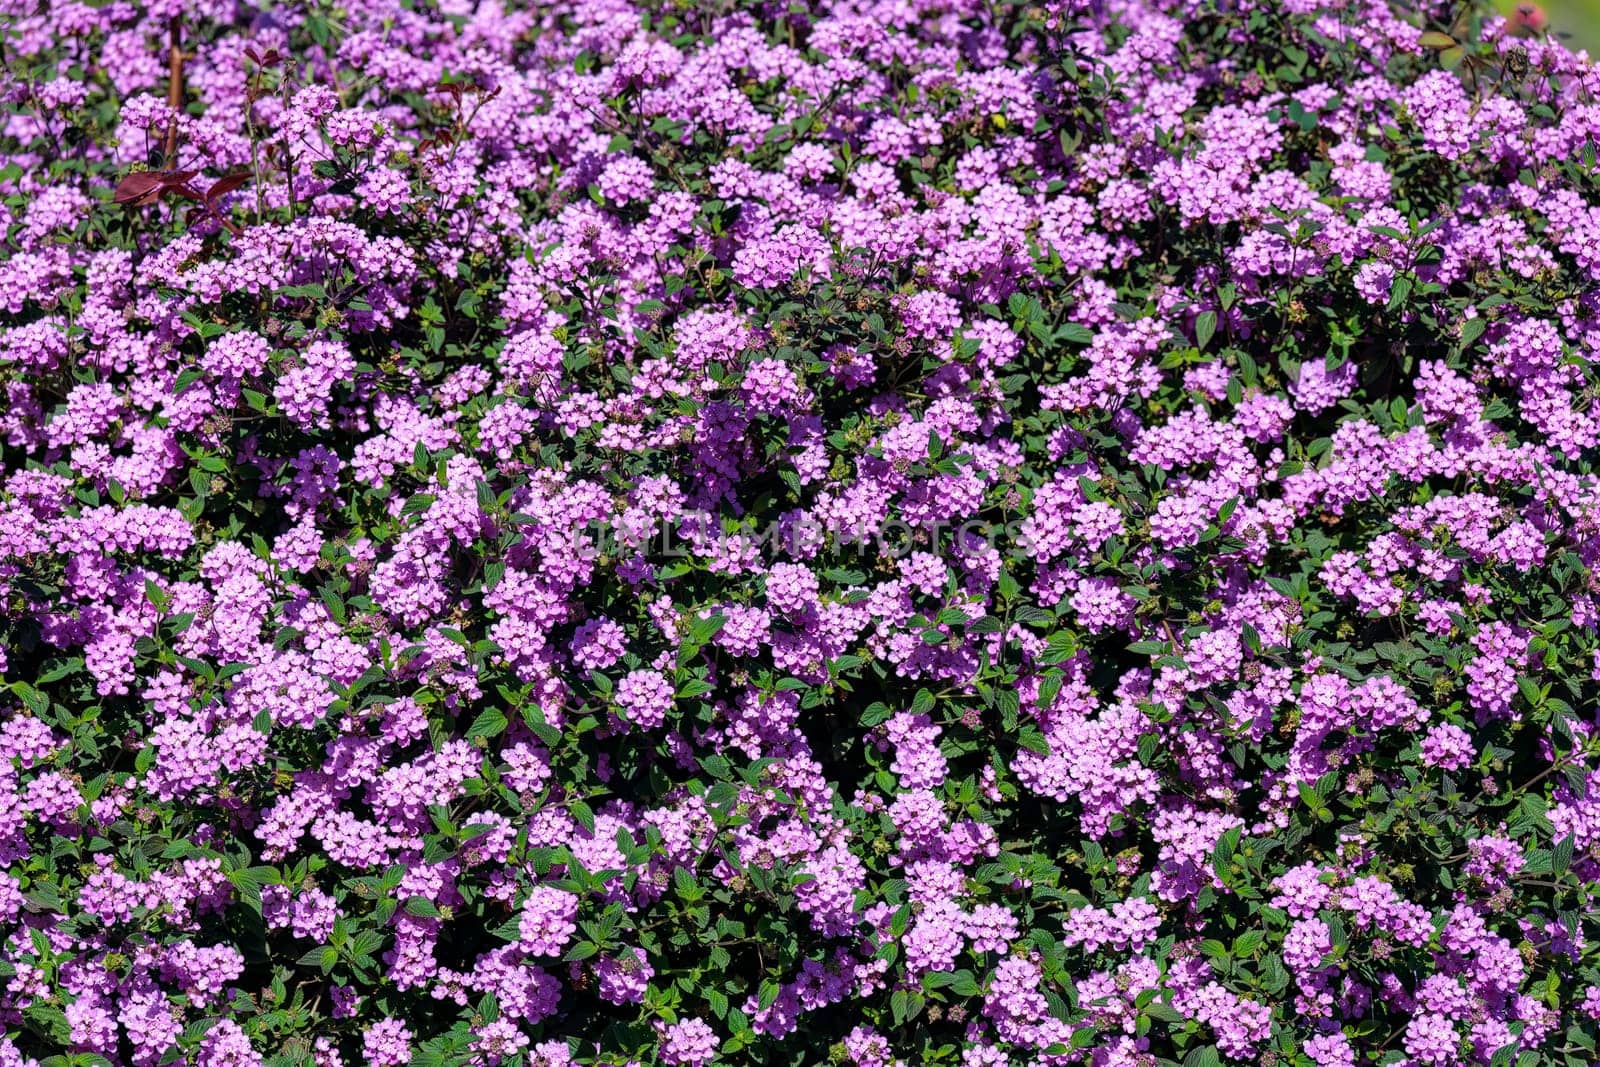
165,17,183,163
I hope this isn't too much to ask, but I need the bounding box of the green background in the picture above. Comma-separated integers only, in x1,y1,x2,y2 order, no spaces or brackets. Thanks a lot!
1512,0,1600,52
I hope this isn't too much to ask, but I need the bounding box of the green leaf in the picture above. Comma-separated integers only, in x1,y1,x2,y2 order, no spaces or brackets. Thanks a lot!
23,1004,71,1045
465,708,507,741
319,584,346,625
36,658,83,685
1385,273,1413,312
677,678,714,699
1296,780,1332,821
1554,834,1575,877
1212,826,1240,882
1036,671,1063,710
1016,728,1051,756
1194,310,1217,350
950,971,982,997
688,613,728,646
860,702,894,727
1516,675,1542,709
562,941,599,962
400,492,436,516
889,988,924,1025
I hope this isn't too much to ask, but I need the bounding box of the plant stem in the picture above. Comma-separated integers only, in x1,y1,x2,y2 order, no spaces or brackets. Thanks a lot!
165,17,183,163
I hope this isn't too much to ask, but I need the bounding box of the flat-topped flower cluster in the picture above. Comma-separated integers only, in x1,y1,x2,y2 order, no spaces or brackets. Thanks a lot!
3,0,1600,1064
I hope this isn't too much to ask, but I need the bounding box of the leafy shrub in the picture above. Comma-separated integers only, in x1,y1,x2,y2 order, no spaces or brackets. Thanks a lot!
3,0,1600,1065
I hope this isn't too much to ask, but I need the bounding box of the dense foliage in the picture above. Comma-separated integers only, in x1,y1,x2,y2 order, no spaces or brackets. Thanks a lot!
5,0,1600,1063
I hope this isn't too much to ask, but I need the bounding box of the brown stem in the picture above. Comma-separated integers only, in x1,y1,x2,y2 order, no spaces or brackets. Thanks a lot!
164,17,183,163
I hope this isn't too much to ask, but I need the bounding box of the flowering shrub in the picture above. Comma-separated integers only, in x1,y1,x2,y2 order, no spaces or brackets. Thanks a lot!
6,0,1600,1063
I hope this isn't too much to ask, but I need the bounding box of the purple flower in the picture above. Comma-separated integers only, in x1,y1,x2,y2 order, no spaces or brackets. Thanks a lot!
658,1017,719,1066
518,886,579,957
615,668,675,730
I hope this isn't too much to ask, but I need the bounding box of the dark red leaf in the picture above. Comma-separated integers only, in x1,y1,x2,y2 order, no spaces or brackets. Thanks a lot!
415,130,455,156
186,204,243,237
165,182,204,203
204,171,252,205
113,172,165,205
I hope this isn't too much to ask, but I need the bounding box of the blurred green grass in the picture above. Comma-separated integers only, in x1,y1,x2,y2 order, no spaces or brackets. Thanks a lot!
1512,0,1600,53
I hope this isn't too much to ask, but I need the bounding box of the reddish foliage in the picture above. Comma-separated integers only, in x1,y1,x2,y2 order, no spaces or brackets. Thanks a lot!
112,168,252,234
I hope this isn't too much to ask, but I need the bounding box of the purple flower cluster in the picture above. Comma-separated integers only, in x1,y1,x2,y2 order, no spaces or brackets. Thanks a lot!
3,0,1600,1064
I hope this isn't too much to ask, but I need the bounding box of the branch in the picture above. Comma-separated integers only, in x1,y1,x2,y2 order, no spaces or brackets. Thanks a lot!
164,17,183,162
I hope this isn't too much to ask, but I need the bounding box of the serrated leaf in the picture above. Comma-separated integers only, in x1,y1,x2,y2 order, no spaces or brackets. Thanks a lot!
1554,834,1575,876
562,940,599,962
465,707,507,741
